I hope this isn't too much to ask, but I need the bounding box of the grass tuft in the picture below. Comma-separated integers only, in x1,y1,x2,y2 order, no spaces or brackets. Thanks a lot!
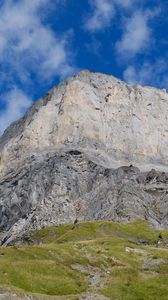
0,220,168,299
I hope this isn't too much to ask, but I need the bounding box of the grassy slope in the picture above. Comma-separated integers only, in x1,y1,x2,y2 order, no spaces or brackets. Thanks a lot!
1,220,168,299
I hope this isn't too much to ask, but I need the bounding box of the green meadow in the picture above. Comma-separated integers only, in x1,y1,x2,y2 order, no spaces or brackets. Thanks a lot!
1,220,168,299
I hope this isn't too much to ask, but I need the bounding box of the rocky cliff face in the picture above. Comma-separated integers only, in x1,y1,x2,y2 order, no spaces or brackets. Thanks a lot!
0,70,168,245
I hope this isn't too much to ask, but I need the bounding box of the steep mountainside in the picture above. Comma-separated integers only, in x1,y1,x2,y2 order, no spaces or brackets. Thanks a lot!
0,70,168,245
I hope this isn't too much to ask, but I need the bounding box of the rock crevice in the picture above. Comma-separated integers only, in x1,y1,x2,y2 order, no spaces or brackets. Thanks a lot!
0,70,168,244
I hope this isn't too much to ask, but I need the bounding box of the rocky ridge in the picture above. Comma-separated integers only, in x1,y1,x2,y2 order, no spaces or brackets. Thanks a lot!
0,70,168,245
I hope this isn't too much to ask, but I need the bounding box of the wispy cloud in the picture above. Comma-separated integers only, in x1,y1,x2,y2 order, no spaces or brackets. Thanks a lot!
0,0,75,82
0,0,76,134
84,0,115,32
0,88,32,134
84,0,139,33
116,9,159,59
123,60,168,88
114,0,135,9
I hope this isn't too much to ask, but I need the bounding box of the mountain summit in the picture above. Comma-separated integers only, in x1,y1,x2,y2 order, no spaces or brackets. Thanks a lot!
0,70,168,245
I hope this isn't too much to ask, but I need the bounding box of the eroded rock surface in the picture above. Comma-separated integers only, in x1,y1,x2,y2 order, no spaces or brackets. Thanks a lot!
0,70,168,244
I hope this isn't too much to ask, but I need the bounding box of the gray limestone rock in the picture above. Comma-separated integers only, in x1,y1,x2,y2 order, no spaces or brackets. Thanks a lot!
0,70,168,245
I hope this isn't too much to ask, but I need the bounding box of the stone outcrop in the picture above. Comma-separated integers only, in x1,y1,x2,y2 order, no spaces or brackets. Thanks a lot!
0,70,168,245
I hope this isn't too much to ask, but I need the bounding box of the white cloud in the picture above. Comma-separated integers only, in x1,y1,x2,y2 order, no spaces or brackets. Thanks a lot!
123,60,168,88
84,0,115,32
0,0,75,80
116,9,159,58
114,0,135,9
0,88,32,134
123,64,149,84
84,0,139,33
0,0,76,134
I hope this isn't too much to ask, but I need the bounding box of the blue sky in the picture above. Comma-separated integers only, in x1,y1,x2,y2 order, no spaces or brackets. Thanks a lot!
0,0,167,133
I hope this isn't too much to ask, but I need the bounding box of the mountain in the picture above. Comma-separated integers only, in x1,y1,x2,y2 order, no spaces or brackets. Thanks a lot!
0,70,168,245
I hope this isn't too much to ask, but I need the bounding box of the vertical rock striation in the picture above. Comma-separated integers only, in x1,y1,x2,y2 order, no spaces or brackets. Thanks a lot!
0,70,168,244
